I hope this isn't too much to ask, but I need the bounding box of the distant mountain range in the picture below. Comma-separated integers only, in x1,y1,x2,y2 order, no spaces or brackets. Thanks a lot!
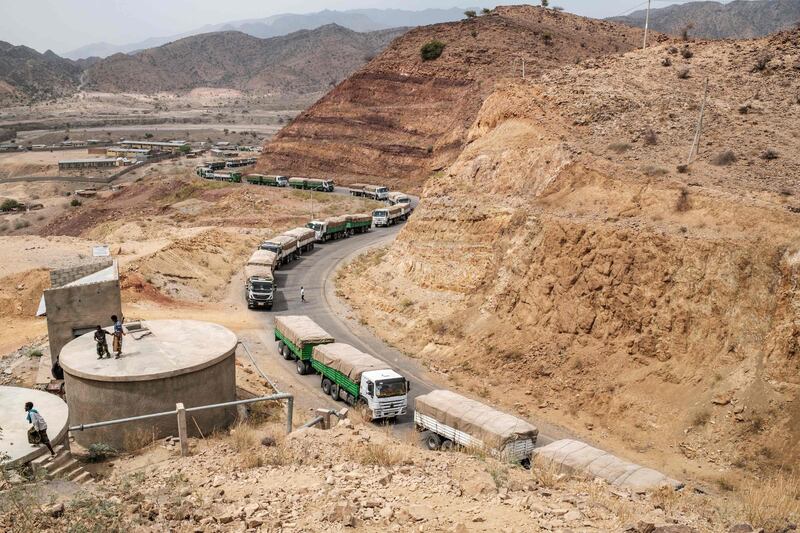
0,41,82,105
609,0,800,39
63,8,469,60
82,25,405,95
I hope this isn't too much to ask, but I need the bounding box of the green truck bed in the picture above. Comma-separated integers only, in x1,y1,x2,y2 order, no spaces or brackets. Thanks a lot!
275,329,317,360
311,360,360,399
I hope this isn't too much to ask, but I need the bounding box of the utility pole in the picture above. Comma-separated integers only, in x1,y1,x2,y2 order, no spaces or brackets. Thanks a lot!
522,59,526,79
687,77,709,164
643,0,652,49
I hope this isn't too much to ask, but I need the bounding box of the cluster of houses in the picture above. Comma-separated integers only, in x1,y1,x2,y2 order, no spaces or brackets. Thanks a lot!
58,140,190,171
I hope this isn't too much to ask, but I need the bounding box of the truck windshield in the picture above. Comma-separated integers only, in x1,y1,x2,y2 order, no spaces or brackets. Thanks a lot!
260,243,280,254
251,281,272,292
307,222,323,231
374,211,387,217
378,187,389,194
376,378,407,398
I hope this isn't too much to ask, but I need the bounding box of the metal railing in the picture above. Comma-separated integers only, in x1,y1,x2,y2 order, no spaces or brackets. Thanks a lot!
68,393,294,456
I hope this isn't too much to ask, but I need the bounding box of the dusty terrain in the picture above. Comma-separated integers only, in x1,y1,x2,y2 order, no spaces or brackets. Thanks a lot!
0,410,751,532
336,26,800,522
257,5,651,190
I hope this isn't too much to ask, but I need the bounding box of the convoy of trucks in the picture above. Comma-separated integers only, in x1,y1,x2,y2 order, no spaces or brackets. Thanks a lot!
288,177,335,192
386,192,411,206
307,216,348,242
246,174,288,187
225,157,258,168
414,389,538,466
349,183,389,201
274,315,335,375
372,204,411,227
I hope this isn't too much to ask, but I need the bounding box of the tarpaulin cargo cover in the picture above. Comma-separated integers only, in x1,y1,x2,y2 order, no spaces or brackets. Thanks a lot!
312,343,387,383
275,315,334,349
247,250,278,270
415,390,538,450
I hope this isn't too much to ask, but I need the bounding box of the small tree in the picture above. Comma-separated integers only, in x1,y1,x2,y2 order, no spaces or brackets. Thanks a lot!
420,40,446,61
0,199,21,212
481,8,491,15
179,144,191,154
464,10,477,18
541,0,549,7
144,132,154,139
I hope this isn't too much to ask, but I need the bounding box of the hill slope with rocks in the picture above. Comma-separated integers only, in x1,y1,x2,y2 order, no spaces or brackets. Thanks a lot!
0,41,82,105
337,27,800,518
83,25,406,96
256,5,648,190
610,0,800,39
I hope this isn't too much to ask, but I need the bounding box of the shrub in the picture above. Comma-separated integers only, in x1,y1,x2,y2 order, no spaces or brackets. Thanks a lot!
0,198,21,212
675,188,691,212
760,148,778,160
481,8,491,14
464,10,477,18
14,219,30,230
661,57,672,67
541,0,550,6
677,164,689,174
87,443,117,463
420,40,445,61
542,33,553,45
27,348,43,358
691,408,710,426
753,52,772,72
643,128,658,145
711,150,737,166
681,46,693,59
608,142,631,154
739,470,800,531
70,198,82,207
677,67,690,79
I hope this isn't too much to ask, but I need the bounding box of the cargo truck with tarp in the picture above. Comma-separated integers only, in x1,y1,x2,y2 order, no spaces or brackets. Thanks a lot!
288,177,334,192
414,389,538,466
349,183,389,201
245,174,288,187
282,227,316,253
345,213,372,235
244,250,278,309
386,191,411,206
260,234,299,266
372,204,409,227
311,343,408,420
274,315,334,375
307,215,348,242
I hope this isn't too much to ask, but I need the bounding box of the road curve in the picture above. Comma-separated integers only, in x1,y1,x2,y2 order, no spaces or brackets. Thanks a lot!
245,190,571,445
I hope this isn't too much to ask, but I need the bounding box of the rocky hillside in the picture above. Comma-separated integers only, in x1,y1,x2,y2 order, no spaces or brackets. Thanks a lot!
83,25,405,96
257,5,648,189
610,0,800,39
337,27,800,505
0,41,81,105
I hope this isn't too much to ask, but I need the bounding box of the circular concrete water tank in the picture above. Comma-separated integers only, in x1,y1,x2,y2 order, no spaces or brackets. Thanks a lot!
60,319,237,450
0,386,69,466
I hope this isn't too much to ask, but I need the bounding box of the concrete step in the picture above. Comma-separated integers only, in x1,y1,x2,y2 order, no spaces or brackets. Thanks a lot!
65,466,83,481
71,471,93,484
49,458,79,479
31,444,66,467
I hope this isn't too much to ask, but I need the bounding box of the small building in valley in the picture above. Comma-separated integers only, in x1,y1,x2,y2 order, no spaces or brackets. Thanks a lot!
58,158,119,170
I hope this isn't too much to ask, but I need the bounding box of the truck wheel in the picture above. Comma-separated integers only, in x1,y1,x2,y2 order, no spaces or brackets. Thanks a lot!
321,378,332,395
520,457,532,470
421,431,441,451
280,343,292,360
330,383,339,401
345,393,356,406
296,359,307,375
441,439,454,452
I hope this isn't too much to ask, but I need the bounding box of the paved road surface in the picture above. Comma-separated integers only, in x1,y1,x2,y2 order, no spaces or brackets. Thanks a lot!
241,191,571,445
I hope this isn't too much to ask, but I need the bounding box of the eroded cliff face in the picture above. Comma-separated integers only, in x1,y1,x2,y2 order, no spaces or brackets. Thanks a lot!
338,38,800,477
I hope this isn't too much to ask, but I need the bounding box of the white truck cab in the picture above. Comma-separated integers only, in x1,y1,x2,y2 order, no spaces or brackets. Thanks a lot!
373,186,389,201
360,369,409,419
307,220,326,241
275,175,289,187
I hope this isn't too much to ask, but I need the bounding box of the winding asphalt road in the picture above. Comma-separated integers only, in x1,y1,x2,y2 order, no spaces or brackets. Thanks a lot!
242,189,569,445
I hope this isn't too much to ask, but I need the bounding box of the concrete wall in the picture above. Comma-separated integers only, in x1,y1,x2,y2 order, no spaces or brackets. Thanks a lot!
64,355,236,450
44,279,121,365
49,259,113,288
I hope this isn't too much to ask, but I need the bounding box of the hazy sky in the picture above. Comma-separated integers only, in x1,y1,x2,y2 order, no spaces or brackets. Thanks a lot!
0,0,720,54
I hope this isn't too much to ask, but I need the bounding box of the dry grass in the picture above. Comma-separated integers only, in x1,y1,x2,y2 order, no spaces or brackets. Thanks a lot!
711,150,737,166
739,470,800,530
691,408,711,427
533,461,568,489
230,422,258,453
123,426,157,452
650,485,680,513
350,442,408,467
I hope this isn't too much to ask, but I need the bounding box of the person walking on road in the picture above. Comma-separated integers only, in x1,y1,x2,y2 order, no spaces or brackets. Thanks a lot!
111,314,125,359
300,286,305,302
25,401,55,456
94,325,111,359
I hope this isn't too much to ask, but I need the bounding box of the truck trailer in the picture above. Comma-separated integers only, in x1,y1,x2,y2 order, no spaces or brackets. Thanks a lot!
312,343,408,420
247,249,278,271
414,390,538,466
260,235,299,266
246,174,288,187
386,192,411,206
282,227,316,253
274,315,335,375
244,265,275,309
288,177,334,192
345,213,372,235
307,216,348,242
372,204,409,227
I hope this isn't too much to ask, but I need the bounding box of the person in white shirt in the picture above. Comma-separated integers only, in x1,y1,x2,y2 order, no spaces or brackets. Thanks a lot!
25,401,55,456
300,286,305,302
